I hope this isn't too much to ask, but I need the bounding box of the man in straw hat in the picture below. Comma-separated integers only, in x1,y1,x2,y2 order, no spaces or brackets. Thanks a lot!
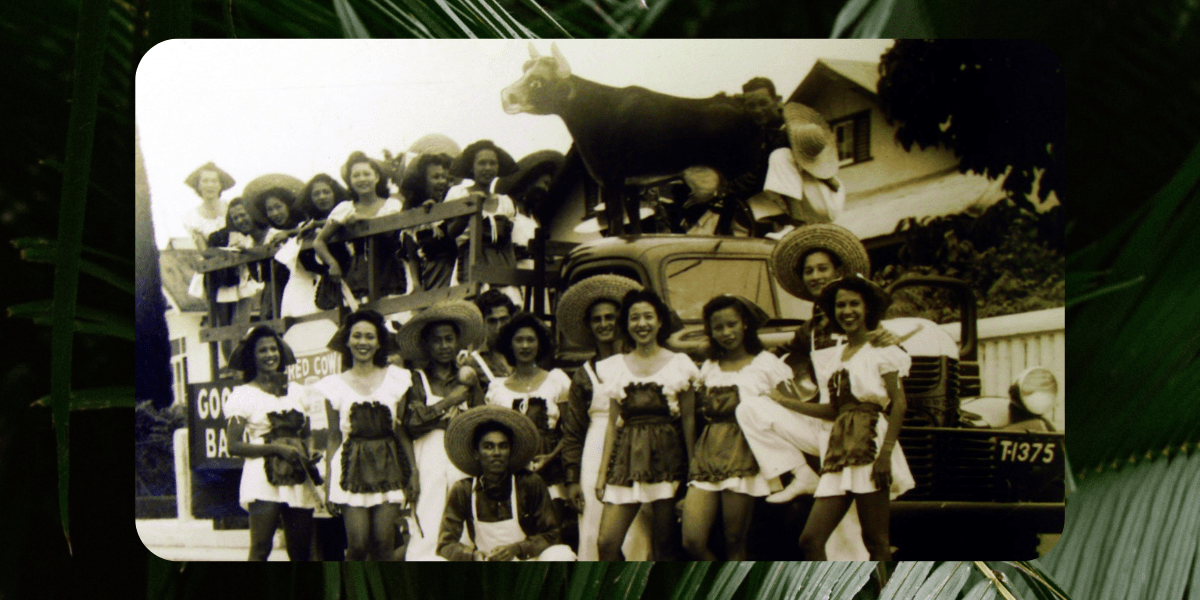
438,406,576,561
750,103,846,237
397,300,487,560
556,275,654,561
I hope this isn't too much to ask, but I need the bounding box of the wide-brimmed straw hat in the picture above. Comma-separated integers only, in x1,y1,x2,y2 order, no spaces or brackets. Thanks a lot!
444,406,540,477
395,300,485,361
228,325,297,375
408,133,462,159
555,275,642,347
770,223,870,301
184,162,236,194
497,150,564,196
451,140,519,179
815,274,891,333
783,103,838,180
245,181,301,227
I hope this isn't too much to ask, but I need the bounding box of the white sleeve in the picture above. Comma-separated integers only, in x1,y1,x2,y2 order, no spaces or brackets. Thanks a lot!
763,147,804,198
326,201,356,224
876,346,912,378
224,386,253,420
755,352,794,388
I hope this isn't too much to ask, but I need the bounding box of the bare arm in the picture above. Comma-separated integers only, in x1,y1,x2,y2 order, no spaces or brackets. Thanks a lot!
768,385,839,420
226,417,297,459
873,372,907,489
313,220,344,278
679,388,696,463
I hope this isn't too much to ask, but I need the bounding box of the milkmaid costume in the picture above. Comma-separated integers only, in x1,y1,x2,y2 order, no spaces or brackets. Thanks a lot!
485,369,572,494
224,383,323,512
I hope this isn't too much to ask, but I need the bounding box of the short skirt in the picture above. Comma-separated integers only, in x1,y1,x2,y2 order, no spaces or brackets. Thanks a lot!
238,456,322,512
329,437,409,507
604,416,685,503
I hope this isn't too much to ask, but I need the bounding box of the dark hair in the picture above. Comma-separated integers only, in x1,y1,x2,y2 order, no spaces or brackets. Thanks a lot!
584,298,621,331
799,248,843,272
234,327,290,382
332,310,391,369
742,77,777,97
225,197,263,234
818,278,888,334
400,153,454,209
256,186,301,229
298,174,350,220
702,296,766,360
495,312,553,366
342,151,390,201
619,289,674,347
420,320,461,347
472,421,513,450
475,289,516,319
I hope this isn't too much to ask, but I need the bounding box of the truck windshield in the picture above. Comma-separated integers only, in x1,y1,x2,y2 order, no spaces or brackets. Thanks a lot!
665,257,808,322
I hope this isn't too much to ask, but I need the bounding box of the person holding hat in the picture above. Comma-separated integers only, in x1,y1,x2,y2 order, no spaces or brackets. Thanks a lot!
756,104,845,235
557,275,653,561
397,300,488,561
446,140,519,286
183,161,235,251
484,313,570,506
438,406,576,561
595,289,698,561
795,275,916,561
682,295,791,561
311,310,419,561
314,151,408,302
223,325,323,561
400,153,468,292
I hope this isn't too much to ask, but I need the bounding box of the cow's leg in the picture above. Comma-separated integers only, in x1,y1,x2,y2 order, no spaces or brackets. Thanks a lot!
601,184,625,236
620,186,642,235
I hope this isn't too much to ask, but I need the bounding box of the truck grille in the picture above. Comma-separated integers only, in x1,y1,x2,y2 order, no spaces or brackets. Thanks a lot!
902,356,961,427
899,428,999,501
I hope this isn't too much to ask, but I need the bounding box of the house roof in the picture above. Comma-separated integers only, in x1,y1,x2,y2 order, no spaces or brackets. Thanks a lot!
838,168,1009,241
789,58,880,105
159,248,208,313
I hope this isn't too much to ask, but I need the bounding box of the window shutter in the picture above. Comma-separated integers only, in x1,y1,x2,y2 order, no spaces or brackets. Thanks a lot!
854,112,871,162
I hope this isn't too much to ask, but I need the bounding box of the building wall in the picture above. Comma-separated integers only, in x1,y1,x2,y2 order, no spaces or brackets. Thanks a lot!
165,311,210,400
803,78,961,199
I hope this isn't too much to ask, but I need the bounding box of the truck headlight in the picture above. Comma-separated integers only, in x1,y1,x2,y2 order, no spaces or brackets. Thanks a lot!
1010,367,1058,417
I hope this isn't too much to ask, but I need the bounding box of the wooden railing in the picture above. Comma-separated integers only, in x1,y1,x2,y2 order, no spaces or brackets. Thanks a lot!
194,197,576,370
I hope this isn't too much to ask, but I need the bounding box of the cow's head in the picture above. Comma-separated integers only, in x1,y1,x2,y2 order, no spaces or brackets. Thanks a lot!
501,43,572,116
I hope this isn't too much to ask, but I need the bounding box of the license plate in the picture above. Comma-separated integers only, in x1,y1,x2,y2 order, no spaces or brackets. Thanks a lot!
996,438,1060,464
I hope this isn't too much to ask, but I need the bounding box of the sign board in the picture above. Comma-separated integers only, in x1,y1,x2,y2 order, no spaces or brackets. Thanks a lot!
187,350,342,470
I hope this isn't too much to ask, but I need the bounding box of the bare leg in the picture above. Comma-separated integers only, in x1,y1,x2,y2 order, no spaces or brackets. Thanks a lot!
680,487,720,560
798,495,854,560
280,506,315,561
370,503,401,561
247,501,283,561
855,490,892,561
597,503,641,561
649,498,679,561
341,505,371,561
719,491,756,561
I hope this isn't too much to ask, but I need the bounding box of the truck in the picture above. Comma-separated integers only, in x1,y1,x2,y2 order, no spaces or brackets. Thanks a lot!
182,201,1062,559
555,234,1064,559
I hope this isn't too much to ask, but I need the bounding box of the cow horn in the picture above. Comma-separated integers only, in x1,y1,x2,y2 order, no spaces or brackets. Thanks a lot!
550,42,571,79
528,43,541,60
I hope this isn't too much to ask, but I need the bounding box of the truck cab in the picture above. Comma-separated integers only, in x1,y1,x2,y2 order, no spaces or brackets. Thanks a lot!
559,234,1064,558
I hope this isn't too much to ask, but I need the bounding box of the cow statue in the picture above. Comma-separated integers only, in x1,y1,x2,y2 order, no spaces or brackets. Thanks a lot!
501,43,759,236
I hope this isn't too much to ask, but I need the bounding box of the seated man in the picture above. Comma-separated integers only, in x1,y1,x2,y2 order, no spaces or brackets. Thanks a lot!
754,103,846,237
438,406,576,561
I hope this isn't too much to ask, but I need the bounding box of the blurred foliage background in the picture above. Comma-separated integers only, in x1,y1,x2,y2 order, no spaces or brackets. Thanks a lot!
1,0,1199,597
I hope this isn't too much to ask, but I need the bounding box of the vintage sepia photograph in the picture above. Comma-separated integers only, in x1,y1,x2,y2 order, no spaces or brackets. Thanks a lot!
134,39,1065,562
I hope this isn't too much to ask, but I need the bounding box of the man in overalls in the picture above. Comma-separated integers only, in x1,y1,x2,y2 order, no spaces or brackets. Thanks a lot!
437,406,575,561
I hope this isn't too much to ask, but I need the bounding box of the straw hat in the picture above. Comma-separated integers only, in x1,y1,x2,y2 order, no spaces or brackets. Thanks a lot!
451,140,518,179
783,103,838,180
245,182,301,227
408,133,462,159
555,275,642,347
444,406,540,477
184,162,236,194
770,223,870,301
395,300,485,361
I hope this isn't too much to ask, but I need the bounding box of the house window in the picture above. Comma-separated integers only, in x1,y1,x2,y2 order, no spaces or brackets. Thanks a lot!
829,110,872,167
170,337,188,407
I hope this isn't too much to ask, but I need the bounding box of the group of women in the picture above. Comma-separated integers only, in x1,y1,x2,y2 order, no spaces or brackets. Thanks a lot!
220,221,916,561
183,140,554,367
